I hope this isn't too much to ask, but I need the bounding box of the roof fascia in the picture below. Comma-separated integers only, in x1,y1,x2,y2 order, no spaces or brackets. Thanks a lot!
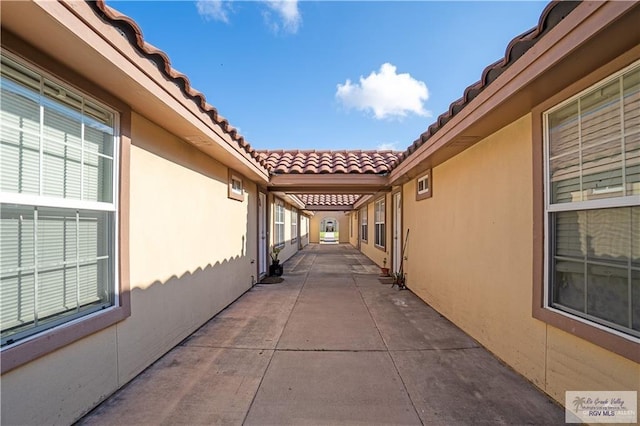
12,0,269,183
269,174,390,194
390,1,638,184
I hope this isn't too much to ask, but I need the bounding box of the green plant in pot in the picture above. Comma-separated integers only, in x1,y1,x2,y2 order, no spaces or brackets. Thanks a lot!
269,247,283,276
380,257,390,277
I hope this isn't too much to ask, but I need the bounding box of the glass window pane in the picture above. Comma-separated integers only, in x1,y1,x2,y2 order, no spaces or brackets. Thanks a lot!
586,208,630,264
43,102,82,149
549,101,580,157
1,54,117,347
580,80,621,147
581,140,623,200
1,79,41,195
42,141,82,199
1,205,36,339
623,67,639,194
84,119,114,157
83,153,113,202
586,264,628,328
632,207,640,267
553,259,585,313
79,210,112,306
623,68,640,136
43,80,82,115
632,270,640,331
625,132,640,195
555,211,585,258
550,151,581,203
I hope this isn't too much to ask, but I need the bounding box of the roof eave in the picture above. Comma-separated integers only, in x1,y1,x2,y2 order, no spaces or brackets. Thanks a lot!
390,1,640,185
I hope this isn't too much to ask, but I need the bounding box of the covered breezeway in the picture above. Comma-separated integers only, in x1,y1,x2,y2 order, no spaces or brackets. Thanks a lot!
79,244,564,425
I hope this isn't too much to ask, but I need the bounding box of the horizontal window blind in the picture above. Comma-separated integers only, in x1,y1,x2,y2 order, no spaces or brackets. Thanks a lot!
546,60,640,339
0,54,117,346
548,66,640,204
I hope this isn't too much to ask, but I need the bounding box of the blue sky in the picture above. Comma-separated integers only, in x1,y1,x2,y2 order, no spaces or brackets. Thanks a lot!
107,1,548,152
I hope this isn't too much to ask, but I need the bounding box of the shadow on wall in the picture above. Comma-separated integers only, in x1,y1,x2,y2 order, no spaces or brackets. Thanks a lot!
117,253,255,387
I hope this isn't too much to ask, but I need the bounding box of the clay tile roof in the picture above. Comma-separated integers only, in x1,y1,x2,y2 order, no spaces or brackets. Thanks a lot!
397,0,580,165
90,0,267,169
300,194,361,207
256,150,404,174
91,0,578,176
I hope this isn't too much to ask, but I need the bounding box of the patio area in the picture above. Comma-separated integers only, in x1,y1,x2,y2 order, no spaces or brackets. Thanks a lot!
79,244,564,425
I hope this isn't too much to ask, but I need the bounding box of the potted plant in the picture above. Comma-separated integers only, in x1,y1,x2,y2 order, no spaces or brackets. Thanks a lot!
269,247,283,276
380,257,390,277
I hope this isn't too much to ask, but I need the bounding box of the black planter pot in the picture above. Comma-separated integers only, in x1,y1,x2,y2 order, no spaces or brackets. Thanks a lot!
269,262,283,277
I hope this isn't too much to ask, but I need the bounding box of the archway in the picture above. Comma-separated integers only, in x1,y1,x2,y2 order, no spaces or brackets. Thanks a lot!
320,217,339,244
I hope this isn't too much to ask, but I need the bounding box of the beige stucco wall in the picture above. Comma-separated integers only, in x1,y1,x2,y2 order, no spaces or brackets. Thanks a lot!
401,114,639,406
359,198,391,269
119,113,257,382
309,211,349,244
348,211,359,247
1,112,258,425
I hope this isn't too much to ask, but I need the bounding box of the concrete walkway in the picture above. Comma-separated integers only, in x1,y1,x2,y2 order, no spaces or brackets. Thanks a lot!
79,244,564,425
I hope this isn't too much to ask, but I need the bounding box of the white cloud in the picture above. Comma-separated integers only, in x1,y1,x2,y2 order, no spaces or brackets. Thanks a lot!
195,0,232,23
263,0,301,34
336,63,430,120
377,142,399,151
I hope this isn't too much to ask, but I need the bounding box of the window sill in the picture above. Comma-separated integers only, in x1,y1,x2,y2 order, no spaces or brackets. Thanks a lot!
1,304,131,374
532,306,639,363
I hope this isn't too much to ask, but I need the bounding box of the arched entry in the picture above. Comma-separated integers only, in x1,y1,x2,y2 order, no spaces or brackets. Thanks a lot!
320,217,339,244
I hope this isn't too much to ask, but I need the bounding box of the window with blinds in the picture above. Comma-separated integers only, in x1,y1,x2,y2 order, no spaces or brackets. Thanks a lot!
360,207,368,242
545,60,639,338
1,54,117,347
275,200,285,247
374,198,385,248
291,208,298,244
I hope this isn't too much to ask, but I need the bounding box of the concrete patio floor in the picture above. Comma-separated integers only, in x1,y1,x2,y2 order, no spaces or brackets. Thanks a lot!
79,244,564,425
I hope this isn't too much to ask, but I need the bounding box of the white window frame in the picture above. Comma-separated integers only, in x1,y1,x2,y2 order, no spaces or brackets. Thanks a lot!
227,170,244,201
374,198,385,248
274,198,285,248
360,207,368,243
0,52,120,348
416,169,432,200
291,208,298,244
543,60,640,340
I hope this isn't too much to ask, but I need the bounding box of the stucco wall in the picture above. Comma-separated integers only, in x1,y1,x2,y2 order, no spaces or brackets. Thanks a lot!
348,211,359,247
309,211,349,244
401,114,639,406
1,113,258,425
119,113,257,382
359,199,391,269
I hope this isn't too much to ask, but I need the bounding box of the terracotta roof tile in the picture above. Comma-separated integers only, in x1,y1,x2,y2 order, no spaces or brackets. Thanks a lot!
300,194,361,207
90,0,267,169
398,1,580,163
91,0,577,177
257,150,403,174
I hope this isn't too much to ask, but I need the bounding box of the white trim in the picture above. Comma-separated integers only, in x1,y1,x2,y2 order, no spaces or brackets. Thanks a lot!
0,193,117,212
0,51,120,345
230,174,243,195
542,60,640,338
417,174,430,195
